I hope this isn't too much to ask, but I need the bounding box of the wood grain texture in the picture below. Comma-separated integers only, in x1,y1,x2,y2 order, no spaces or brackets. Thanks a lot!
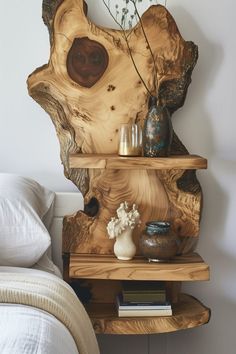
28,0,203,255
69,154,207,170
86,294,210,334
69,253,210,281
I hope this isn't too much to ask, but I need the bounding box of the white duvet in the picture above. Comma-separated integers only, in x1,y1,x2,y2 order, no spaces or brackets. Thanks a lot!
0,304,78,354
0,267,100,354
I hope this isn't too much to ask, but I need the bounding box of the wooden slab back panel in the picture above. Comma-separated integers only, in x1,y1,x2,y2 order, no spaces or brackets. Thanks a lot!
28,0,202,255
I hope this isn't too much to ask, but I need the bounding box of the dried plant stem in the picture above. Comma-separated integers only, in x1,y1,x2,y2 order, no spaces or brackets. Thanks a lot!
130,0,158,94
102,0,152,96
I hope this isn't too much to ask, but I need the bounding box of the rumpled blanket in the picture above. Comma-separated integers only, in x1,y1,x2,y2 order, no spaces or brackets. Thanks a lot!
0,267,100,354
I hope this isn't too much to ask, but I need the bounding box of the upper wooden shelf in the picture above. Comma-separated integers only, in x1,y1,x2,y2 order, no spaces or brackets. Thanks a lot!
69,154,207,170
69,253,210,281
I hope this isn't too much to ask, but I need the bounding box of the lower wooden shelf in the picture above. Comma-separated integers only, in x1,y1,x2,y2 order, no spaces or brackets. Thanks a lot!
86,294,210,335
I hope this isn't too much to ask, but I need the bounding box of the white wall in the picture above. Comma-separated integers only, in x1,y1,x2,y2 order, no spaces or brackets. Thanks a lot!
1,1,236,353
0,0,77,192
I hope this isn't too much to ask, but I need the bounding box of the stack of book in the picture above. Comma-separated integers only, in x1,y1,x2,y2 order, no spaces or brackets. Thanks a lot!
116,281,172,317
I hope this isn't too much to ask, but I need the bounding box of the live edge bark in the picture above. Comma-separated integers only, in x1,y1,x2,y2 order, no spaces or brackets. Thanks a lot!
28,0,202,255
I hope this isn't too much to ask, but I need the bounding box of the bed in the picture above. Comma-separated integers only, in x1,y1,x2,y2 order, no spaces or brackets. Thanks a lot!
0,174,100,354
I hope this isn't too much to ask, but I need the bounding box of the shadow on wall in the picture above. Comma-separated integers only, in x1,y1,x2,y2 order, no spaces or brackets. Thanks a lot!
166,292,236,354
170,4,223,157
167,5,236,354
178,168,236,354
97,333,167,354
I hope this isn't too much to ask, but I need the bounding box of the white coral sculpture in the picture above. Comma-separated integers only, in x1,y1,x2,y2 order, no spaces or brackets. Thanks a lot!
107,202,140,239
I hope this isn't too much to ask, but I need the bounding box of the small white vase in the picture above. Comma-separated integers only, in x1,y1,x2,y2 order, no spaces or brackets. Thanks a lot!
114,227,136,260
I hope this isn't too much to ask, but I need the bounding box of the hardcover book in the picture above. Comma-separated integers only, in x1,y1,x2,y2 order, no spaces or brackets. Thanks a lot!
117,294,171,310
122,281,166,302
122,281,166,293
118,308,172,317
116,294,172,317
122,292,166,303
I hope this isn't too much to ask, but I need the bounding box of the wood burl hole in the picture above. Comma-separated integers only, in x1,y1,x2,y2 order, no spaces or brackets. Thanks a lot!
67,37,109,88
84,197,99,217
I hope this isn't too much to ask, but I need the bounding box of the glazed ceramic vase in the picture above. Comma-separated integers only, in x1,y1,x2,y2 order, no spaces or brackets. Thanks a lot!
143,96,173,157
139,221,179,262
113,227,136,260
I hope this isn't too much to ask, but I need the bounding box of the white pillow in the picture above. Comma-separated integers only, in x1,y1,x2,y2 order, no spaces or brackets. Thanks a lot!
0,174,55,267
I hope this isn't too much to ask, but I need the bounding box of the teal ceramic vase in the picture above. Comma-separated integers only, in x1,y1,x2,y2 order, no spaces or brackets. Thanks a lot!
139,221,179,262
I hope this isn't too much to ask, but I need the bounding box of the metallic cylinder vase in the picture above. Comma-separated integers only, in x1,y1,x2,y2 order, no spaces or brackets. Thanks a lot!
118,123,142,156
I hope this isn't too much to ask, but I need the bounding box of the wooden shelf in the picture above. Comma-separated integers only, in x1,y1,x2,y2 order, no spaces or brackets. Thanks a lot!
86,294,210,334
67,153,210,335
69,153,207,170
69,253,210,281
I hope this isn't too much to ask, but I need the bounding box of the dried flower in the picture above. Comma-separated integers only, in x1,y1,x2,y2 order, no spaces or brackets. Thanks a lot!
102,0,159,96
107,202,141,239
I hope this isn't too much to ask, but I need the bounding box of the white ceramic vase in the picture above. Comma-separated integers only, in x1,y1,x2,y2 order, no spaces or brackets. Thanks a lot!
114,227,136,260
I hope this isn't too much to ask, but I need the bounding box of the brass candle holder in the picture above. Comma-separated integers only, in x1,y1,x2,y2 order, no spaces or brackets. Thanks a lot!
118,123,142,156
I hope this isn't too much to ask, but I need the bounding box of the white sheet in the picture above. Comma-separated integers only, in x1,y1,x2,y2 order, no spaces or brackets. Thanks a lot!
0,304,79,354
0,267,83,354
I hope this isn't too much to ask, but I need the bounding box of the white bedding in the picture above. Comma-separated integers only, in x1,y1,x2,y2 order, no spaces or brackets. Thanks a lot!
0,177,99,353
0,267,100,354
0,304,79,354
